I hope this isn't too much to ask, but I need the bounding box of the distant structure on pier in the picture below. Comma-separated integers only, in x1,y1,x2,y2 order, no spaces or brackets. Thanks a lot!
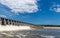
0,17,33,26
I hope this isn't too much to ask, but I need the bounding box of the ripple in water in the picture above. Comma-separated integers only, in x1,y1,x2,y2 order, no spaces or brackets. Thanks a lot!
41,35,55,38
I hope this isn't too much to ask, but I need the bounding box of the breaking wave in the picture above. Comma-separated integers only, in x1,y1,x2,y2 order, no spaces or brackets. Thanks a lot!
0,25,31,31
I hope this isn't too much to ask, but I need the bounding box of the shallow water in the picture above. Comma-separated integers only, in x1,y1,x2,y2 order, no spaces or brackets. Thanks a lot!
0,29,60,38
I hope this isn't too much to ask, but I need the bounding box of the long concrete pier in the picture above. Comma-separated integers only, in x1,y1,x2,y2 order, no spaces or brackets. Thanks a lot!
0,17,20,25
0,17,33,26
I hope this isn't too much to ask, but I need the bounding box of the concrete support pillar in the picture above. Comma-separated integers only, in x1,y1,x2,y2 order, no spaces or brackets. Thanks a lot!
10,20,12,25
15,21,16,25
4,19,6,25
16,21,17,25
0,18,2,25
15,21,17,25
12,20,14,25
19,23,21,26
7,19,11,25
13,21,15,25
17,21,19,25
13,21,14,25
16,22,18,25
18,22,19,25
7,20,9,25
14,21,15,25
6,19,8,25
19,22,21,26
12,20,13,25
9,20,11,25
2,18,4,25
19,22,20,25
17,22,19,25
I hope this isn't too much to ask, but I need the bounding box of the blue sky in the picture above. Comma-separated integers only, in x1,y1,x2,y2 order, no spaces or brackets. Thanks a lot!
0,0,60,25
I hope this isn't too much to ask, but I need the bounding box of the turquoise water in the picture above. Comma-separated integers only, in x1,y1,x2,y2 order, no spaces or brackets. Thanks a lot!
0,29,60,38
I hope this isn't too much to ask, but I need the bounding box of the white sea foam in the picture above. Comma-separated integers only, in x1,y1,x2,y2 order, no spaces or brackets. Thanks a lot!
0,25,31,31
41,35,55,38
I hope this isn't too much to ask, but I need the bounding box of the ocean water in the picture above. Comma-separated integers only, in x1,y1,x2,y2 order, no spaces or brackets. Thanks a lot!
0,29,60,38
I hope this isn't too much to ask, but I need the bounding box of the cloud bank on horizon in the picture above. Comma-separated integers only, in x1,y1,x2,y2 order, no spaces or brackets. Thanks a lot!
0,0,38,13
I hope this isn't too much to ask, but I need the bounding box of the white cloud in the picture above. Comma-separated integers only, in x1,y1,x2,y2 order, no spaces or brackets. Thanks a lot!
0,0,38,13
54,8,60,12
0,15,7,18
50,4,60,12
